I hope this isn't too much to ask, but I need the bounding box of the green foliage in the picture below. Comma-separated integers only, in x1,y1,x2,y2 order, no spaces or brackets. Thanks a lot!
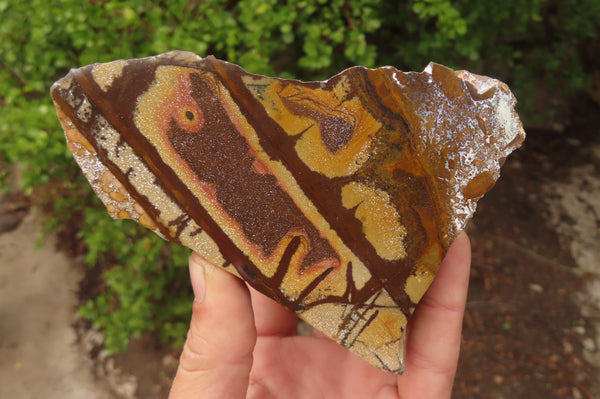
77,208,192,352
375,0,600,122
0,0,598,353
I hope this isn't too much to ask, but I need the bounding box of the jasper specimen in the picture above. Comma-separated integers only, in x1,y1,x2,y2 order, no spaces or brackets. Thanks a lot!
51,51,525,373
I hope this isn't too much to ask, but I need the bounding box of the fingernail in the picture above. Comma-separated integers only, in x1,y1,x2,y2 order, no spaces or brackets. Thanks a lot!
189,253,207,303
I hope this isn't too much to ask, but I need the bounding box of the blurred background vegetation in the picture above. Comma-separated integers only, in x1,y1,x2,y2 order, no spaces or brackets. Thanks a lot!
0,0,598,354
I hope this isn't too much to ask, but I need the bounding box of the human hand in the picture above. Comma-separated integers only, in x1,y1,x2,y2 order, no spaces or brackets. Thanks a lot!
168,232,471,399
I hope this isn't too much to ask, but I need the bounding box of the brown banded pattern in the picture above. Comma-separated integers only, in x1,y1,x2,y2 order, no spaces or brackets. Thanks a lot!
51,51,525,373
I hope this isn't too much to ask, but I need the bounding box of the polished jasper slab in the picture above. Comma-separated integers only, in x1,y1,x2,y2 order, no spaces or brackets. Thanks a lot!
50,51,525,373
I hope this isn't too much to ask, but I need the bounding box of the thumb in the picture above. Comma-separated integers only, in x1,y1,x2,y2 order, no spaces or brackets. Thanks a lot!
169,253,257,399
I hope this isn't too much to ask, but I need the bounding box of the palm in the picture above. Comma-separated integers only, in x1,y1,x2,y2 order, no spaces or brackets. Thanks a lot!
248,291,400,398
248,231,470,399
169,232,471,399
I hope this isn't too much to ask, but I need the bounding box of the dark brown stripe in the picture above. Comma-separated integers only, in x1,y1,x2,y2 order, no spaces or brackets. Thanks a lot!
59,61,258,280
207,58,416,309
346,309,380,348
51,81,179,243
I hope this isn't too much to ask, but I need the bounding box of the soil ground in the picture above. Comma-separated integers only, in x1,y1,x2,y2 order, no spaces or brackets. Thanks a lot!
0,210,117,398
452,97,600,398
0,99,599,398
